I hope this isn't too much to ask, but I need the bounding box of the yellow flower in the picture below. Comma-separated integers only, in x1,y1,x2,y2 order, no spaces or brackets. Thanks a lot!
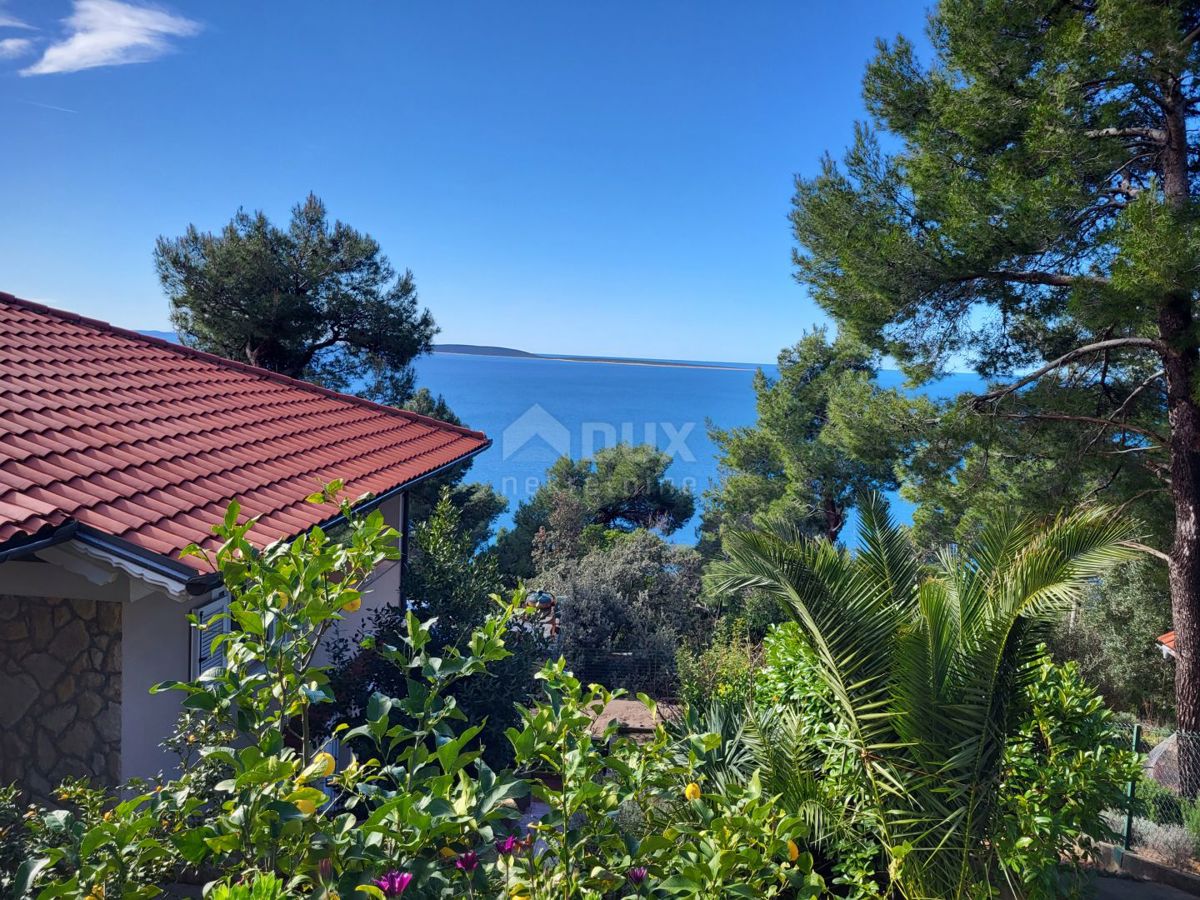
787,839,800,862
295,798,317,816
341,597,362,613
684,782,701,801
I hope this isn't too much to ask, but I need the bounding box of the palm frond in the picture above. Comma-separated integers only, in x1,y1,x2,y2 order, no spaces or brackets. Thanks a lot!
712,497,1140,897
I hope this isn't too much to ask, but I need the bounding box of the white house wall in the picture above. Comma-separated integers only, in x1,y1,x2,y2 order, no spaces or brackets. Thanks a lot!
120,585,193,783
311,491,405,667
1,491,408,789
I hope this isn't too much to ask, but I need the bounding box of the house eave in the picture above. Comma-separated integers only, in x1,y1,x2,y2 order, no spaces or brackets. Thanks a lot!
0,439,491,598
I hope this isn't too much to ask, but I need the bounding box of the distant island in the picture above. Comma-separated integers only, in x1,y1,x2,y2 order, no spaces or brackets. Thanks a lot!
432,343,755,371
136,334,755,371
434,343,540,358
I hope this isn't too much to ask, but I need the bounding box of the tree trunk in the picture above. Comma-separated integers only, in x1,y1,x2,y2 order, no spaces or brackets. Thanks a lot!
823,494,844,543
1159,69,1200,796
1161,321,1200,795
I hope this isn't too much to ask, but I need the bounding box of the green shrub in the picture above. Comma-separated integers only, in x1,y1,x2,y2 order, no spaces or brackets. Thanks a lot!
1183,798,1200,853
505,660,825,898
1052,560,1175,719
676,618,761,708
538,528,709,693
1139,773,1184,825
326,488,545,768
711,496,1141,897
755,622,835,725
209,873,287,900
995,653,1142,893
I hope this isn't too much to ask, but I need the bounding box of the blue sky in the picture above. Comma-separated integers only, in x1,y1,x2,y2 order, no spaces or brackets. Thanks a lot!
0,1,931,364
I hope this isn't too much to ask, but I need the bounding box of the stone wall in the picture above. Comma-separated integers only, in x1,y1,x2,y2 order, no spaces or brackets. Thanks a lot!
0,595,121,802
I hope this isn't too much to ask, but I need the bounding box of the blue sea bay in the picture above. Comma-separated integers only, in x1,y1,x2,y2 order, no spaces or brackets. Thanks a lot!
412,351,985,542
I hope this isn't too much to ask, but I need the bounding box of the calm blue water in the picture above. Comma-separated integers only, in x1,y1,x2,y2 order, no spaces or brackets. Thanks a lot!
413,351,985,542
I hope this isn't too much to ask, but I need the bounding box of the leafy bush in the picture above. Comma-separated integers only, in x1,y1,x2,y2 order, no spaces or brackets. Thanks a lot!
676,618,761,708
538,529,709,693
1183,798,1200,853
994,654,1142,892
711,494,1140,897
1139,773,1184,826
1136,820,1196,870
1052,560,1175,719
504,660,826,897
754,622,835,727
326,488,545,768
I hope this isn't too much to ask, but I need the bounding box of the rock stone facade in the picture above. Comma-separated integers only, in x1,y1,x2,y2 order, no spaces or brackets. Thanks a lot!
0,595,121,802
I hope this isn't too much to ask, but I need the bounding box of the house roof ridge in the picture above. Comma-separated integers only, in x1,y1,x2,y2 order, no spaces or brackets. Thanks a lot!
0,291,486,441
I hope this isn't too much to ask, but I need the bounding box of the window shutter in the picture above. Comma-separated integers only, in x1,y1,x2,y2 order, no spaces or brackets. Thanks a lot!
192,589,231,678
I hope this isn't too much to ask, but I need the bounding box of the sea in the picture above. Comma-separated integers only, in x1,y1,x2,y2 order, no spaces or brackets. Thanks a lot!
411,351,986,542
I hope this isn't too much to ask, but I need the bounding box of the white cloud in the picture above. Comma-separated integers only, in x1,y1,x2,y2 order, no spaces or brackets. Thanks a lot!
0,6,33,30
0,36,30,58
21,0,200,76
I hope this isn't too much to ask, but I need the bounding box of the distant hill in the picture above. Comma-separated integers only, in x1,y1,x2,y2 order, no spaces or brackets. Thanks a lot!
433,343,757,370
433,343,539,358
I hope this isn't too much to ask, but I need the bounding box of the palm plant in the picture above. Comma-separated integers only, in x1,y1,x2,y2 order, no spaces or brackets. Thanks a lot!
669,698,870,872
709,494,1136,898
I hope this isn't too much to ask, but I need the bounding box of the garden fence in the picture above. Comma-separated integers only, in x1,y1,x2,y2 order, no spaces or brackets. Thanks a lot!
1107,719,1193,860
566,650,678,701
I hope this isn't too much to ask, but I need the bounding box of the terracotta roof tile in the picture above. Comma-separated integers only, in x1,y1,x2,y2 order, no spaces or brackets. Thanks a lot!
0,292,490,572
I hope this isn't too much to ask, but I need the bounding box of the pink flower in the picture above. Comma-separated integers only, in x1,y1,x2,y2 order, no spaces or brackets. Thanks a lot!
627,866,649,885
374,871,413,896
495,835,521,855
455,850,479,872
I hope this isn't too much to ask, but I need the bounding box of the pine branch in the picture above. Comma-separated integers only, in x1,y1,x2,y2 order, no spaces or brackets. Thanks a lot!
955,269,1111,288
1084,127,1168,143
986,410,1168,445
971,338,1164,405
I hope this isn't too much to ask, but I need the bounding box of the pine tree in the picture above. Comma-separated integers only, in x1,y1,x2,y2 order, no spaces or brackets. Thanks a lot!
156,193,436,407
791,1,1200,789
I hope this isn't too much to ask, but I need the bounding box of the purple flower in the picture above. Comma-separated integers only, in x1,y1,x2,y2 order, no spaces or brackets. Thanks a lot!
455,850,479,872
374,871,413,897
627,866,649,886
495,835,521,855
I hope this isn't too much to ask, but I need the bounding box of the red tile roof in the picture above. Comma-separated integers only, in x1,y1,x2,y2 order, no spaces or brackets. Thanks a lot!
0,292,490,573
1159,631,1177,655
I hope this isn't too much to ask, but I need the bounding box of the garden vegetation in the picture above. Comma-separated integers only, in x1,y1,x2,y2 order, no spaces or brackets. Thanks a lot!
0,487,1141,898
